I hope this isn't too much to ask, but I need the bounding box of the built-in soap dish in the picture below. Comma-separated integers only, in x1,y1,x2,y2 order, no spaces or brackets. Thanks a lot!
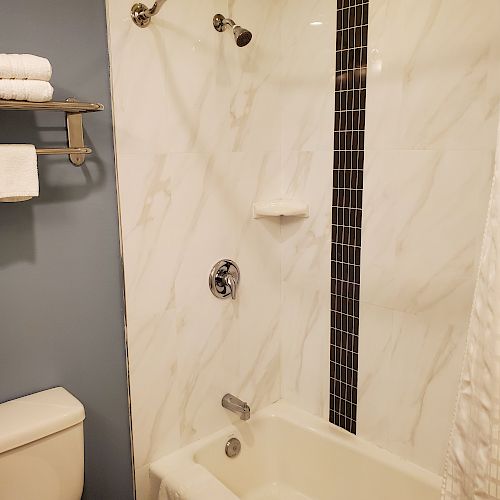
252,199,309,219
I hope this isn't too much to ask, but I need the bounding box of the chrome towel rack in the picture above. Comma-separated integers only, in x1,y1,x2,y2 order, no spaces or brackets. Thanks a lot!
0,98,104,166
36,147,92,156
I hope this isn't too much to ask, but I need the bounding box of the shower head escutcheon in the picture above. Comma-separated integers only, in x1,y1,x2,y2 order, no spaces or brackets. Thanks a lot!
213,14,253,47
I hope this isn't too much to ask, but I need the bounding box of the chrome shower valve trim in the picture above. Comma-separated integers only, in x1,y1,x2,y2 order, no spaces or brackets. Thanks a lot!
209,259,240,300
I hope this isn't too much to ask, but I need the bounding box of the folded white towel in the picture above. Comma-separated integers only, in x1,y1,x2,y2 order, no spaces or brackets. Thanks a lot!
0,54,52,81
0,145,39,202
0,79,53,102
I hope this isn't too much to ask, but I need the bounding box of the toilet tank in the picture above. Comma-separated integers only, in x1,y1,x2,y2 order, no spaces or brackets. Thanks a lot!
0,387,85,500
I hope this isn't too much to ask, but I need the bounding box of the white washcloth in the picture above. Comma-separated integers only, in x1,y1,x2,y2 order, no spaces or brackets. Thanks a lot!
0,79,53,102
0,54,52,81
0,145,38,202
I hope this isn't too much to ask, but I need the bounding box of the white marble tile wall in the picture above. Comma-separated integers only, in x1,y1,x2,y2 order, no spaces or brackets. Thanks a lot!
106,1,335,498
358,0,500,475
278,1,335,420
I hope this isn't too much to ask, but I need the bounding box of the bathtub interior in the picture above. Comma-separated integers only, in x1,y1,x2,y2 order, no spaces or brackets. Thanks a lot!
192,406,441,500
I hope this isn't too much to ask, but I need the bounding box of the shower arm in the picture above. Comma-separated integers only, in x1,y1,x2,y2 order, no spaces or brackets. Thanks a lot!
222,18,236,29
131,0,167,28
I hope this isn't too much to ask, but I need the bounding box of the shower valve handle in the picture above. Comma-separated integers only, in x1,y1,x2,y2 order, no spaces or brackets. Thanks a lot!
209,260,240,300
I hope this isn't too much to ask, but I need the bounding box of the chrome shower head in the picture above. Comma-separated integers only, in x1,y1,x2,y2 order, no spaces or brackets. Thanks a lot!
233,26,252,47
213,14,253,47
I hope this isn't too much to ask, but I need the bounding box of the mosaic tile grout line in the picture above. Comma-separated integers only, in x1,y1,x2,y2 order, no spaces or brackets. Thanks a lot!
330,0,369,434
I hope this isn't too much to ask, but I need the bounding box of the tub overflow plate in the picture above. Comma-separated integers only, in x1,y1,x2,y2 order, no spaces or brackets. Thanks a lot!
225,437,241,458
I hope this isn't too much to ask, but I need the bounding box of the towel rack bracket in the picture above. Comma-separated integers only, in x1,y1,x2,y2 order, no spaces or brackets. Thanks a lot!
66,98,86,166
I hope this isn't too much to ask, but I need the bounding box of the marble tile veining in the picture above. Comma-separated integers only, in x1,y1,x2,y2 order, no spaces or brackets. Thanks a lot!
107,0,500,491
359,0,500,475
106,0,336,498
358,303,465,473
106,0,500,489
365,0,500,152
361,149,493,324
280,151,332,419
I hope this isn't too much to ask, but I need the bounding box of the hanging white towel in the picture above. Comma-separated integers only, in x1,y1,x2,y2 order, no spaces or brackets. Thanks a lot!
0,145,39,202
0,54,52,81
0,80,53,102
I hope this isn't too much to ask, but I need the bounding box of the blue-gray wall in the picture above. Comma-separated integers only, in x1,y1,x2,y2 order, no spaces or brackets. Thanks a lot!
0,1,134,499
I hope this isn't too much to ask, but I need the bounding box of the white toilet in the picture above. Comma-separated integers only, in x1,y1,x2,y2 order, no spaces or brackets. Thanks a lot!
0,387,85,500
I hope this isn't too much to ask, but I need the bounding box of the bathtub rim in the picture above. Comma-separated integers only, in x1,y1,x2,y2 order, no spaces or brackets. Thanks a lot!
149,399,441,497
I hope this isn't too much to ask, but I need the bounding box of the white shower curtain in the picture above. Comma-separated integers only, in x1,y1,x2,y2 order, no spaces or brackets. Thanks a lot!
442,123,500,499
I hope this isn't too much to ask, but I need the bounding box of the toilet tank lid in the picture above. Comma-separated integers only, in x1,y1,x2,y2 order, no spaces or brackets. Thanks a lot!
0,387,85,454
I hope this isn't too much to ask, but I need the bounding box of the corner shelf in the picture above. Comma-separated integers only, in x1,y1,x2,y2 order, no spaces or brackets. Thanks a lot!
253,199,309,219
0,98,104,166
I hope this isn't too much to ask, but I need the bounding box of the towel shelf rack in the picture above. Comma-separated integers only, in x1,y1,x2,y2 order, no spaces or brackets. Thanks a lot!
0,100,103,113
0,97,104,166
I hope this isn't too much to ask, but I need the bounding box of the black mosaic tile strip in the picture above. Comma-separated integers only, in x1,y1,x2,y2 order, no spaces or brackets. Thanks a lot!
330,0,369,435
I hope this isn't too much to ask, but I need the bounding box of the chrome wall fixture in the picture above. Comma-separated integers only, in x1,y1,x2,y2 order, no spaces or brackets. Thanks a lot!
225,437,242,458
130,2,253,48
213,14,253,47
209,260,240,300
222,394,250,421
131,0,167,28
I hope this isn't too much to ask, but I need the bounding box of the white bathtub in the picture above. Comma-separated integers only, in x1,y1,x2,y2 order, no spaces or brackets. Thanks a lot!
150,400,441,500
